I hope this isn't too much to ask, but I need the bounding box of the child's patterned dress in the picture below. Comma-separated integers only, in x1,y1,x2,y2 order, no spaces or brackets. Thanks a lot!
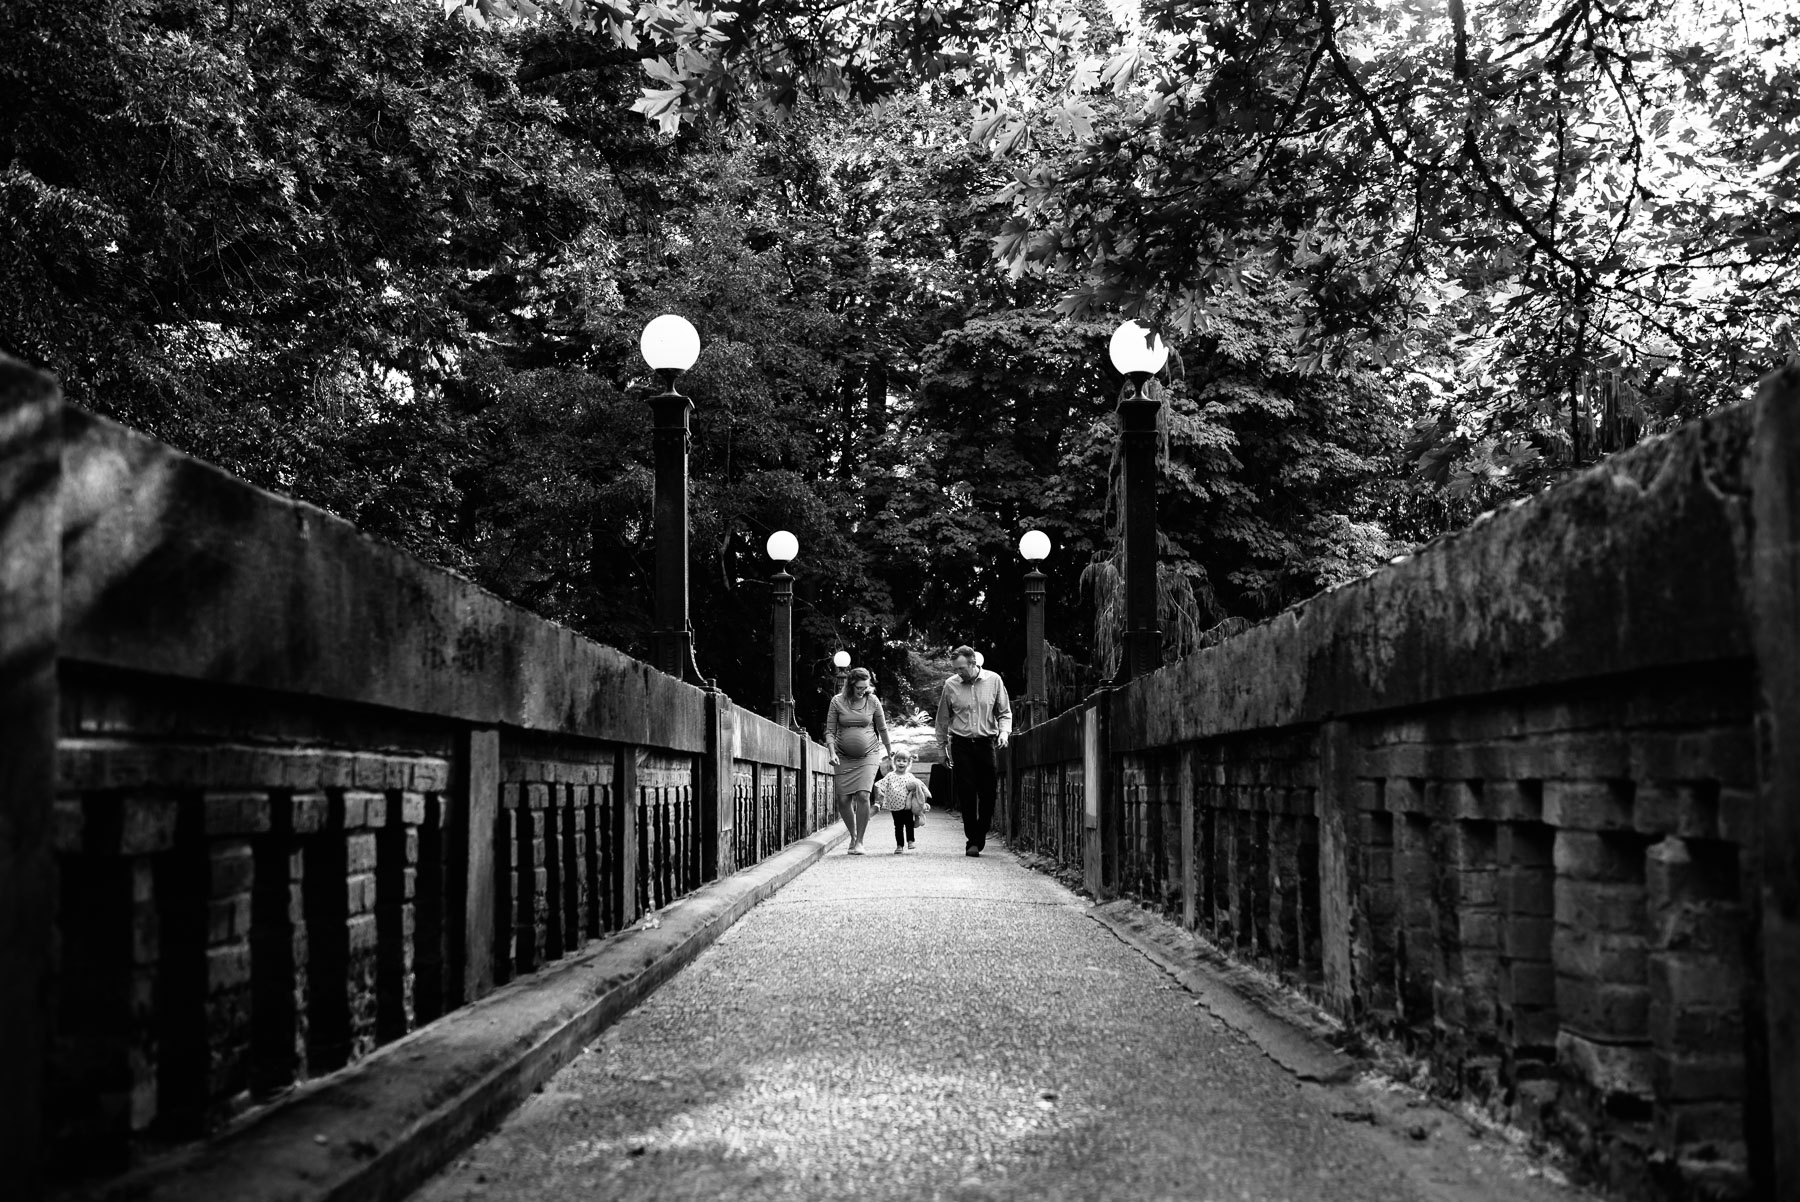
873,771,930,814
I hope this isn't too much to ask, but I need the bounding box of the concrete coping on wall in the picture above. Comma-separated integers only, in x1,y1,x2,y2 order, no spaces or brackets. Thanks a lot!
732,703,811,767
1107,394,1762,751
54,406,716,751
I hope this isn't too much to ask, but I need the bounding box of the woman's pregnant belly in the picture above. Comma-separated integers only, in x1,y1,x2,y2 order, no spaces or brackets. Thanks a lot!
838,727,877,758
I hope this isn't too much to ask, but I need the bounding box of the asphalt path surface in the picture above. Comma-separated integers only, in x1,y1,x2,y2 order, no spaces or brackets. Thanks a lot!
413,814,1581,1202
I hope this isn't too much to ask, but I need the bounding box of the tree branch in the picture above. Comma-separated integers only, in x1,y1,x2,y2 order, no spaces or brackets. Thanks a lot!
1244,38,1329,191
516,34,640,85
1461,122,1590,289
1448,0,1470,81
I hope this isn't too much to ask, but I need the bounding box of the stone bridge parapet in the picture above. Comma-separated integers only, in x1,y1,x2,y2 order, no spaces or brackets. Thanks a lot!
0,360,832,1197
1003,365,1800,1202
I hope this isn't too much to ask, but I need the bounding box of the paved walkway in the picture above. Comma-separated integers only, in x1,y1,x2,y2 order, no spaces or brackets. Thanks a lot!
412,816,1583,1202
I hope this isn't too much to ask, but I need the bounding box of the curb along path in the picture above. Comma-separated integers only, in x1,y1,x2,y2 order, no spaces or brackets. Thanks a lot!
411,818,1592,1202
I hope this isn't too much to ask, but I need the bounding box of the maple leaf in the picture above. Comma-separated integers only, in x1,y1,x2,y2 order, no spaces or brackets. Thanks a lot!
1099,45,1142,95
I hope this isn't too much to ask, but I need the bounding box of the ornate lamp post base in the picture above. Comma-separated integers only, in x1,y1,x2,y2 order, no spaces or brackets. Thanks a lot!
1123,626,1162,683
653,627,705,685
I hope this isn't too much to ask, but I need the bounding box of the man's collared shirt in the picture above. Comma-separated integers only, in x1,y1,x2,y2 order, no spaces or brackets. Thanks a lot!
935,669,1013,743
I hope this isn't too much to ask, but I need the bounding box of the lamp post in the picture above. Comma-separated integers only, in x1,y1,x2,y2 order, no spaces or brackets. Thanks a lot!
641,314,704,684
1108,319,1169,682
1019,529,1051,728
767,530,799,728
831,649,851,697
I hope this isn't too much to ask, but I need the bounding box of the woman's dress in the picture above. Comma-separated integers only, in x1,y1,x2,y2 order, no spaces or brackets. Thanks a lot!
826,694,886,798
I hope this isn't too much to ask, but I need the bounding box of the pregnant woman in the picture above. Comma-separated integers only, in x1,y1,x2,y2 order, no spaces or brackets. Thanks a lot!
825,667,892,855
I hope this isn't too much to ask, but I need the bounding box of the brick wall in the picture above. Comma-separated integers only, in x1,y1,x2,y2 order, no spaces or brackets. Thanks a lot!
494,741,617,985
1004,707,1086,875
0,378,835,1194
1002,366,1800,1202
733,760,810,870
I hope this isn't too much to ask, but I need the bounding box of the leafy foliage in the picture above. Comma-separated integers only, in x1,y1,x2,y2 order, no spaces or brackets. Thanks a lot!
981,0,1799,490
459,0,1797,493
2,0,633,470
7,0,1793,736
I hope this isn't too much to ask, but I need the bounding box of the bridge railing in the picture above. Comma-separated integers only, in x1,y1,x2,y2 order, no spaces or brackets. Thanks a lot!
1000,367,1800,1202
1004,706,1085,876
0,360,834,1193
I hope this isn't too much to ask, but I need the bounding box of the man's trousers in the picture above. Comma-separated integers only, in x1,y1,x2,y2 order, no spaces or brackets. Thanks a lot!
950,735,997,852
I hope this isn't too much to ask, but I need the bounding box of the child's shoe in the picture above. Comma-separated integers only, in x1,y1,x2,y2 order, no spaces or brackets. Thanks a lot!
893,846,904,855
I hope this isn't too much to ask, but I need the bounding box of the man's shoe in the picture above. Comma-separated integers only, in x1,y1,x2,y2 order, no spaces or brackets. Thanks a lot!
966,847,980,857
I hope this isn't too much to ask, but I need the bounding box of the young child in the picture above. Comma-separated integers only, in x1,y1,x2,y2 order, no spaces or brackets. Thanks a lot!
872,749,931,853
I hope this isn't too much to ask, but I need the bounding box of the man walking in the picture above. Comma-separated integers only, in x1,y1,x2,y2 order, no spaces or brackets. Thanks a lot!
935,645,1012,857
